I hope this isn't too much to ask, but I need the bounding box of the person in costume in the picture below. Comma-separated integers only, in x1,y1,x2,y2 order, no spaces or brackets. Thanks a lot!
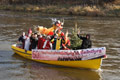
35,20,64,36
51,33,65,50
42,36,52,49
37,34,46,49
62,30,71,50
24,28,32,51
54,20,63,33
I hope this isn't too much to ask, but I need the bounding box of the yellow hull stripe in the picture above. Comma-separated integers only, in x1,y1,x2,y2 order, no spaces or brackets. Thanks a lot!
11,44,103,70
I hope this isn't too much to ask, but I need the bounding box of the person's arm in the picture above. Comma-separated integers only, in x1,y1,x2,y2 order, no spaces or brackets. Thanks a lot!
35,37,38,41
18,36,22,42
35,37,38,46
49,42,52,49
23,35,26,39
77,34,85,40
62,37,65,44
77,30,84,39
30,37,32,42
77,34,81,38
50,32,56,41
50,36,54,41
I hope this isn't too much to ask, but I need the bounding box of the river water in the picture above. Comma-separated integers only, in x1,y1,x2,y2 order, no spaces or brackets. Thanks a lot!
0,11,120,80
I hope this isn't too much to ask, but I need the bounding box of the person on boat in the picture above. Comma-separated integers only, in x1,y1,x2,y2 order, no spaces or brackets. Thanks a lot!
53,20,63,33
17,32,26,49
24,28,32,51
42,36,52,49
29,33,38,50
51,33,65,50
62,30,71,50
55,20,63,29
37,34,46,49
77,30,92,49
57,30,70,50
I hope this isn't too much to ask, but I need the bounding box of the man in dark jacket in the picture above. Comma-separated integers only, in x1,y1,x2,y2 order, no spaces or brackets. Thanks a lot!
77,30,92,49
18,32,25,49
30,33,38,50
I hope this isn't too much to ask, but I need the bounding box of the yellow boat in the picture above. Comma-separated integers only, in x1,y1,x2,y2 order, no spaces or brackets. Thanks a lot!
11,44,105,70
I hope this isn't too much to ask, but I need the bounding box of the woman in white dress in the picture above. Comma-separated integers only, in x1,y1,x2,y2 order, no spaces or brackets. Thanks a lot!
24,28,32,51
24,34,31,50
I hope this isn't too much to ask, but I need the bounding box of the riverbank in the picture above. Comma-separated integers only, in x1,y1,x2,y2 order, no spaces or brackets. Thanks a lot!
1,4,120,17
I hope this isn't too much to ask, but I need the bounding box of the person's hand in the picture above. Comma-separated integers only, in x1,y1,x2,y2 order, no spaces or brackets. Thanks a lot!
77,30,80,34
35,34,37,38
55,28,58,34
23,32,25,36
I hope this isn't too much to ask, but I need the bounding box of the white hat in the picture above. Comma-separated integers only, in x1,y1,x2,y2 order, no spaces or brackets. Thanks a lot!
57,20,61,24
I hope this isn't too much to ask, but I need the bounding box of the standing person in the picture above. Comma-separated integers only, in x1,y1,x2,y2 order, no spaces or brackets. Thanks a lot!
37,35,46,49
51,34,65,50
53,20,63,34
42,36,52,49
17,32,26,49
62,30,71,50
24,28,32,51
30,33,38,50
77,30,92,49
24,34,31,51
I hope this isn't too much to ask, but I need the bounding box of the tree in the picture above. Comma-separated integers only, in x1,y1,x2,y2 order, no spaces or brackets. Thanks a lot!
69,23,82,49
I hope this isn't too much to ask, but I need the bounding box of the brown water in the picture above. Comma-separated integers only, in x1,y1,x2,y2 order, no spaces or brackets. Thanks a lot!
0,11,120,80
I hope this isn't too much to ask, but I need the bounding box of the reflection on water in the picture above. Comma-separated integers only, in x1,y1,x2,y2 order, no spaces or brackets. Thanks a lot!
0,11,120,80
0,53,102,80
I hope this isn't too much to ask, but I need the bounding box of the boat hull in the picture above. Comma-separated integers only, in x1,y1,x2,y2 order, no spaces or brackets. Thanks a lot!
11,44,103,70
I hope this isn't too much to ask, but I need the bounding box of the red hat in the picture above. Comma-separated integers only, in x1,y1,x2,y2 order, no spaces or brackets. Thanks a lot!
61,32,64,36
28,28,32,34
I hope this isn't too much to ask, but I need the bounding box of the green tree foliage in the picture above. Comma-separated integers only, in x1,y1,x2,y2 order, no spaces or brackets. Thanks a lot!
69,23,82,49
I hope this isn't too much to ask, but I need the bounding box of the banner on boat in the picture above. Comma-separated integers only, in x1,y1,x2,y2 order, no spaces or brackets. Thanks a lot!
32,47,106,61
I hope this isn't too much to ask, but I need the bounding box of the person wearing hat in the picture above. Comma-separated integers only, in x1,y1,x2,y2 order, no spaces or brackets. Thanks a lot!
51,33,65,50
53,20,63,34
42,36,52,49
24,29,33,51
76,30,92,49
37,34,45,49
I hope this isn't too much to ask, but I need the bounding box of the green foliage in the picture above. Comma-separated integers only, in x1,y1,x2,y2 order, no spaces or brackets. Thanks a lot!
69,23,82,49
1,1,120,17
